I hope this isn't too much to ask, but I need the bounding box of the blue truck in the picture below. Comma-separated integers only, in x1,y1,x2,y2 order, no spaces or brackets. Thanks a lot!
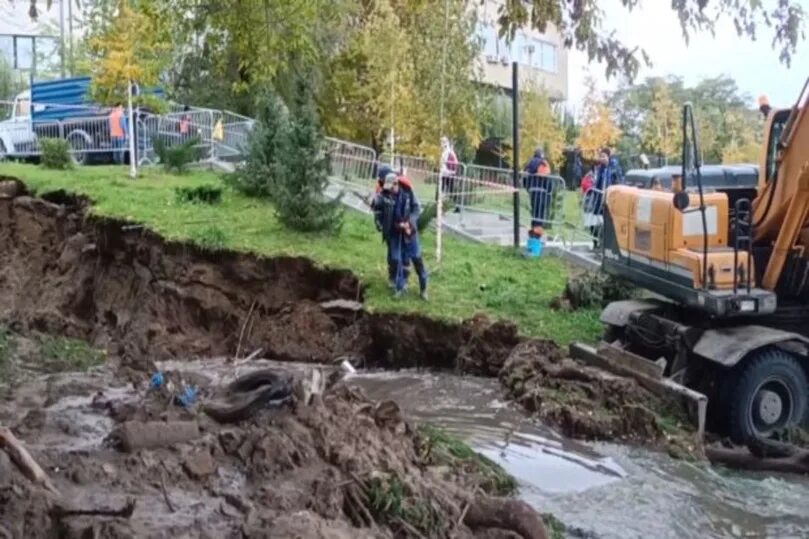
0,76,164,164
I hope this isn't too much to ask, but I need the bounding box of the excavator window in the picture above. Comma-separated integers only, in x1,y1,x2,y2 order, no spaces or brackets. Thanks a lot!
765,111,790,183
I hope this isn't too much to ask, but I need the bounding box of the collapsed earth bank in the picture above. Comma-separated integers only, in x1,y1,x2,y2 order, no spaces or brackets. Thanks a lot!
0,183,697,536
0,186,692,450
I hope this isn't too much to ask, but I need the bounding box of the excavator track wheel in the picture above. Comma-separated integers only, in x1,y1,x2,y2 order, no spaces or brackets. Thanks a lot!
728,348,808,445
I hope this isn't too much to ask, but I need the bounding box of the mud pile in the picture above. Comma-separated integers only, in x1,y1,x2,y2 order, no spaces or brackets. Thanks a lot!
0,360,549,538
499,340,698,456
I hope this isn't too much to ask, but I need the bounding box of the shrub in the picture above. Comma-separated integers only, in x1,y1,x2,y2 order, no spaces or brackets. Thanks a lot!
223,91,287,198
153,135,201,174
175,185,222,205
40,138,73,170
557,272,637,310
273,76,343,233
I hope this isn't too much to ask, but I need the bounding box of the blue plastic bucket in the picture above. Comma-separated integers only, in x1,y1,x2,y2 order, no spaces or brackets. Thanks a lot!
527,237,543,258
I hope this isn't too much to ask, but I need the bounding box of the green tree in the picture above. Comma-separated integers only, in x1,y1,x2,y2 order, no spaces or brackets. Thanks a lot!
639,80,679,163
321,0,483,158
23,1,806,81
275,77,343,233
224,91,289,198
608,75,762,165
721,108,762,164
519,78,565,169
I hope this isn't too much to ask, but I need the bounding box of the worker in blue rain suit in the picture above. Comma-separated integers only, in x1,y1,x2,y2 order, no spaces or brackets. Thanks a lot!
371,166,406,288
388,173,428,300
522,147,553,232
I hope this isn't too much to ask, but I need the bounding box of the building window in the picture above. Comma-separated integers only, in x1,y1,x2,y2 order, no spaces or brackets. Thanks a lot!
540,41,557,73
476,23,500,58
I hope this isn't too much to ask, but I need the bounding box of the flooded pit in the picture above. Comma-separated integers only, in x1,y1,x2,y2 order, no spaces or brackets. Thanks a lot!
349,370,809,539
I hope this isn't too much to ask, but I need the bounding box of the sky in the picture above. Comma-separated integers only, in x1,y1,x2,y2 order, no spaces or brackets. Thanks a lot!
567,0,809,113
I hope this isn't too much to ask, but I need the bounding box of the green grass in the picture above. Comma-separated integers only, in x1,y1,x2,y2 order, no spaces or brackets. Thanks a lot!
417,424,518,496
38,334,106,373
0,325,15,377
0,162,601,344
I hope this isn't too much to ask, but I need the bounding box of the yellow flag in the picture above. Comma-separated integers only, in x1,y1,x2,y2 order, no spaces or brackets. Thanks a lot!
213,119,224,141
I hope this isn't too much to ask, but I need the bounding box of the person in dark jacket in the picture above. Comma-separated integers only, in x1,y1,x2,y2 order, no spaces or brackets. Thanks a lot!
388,175,428,300
522,147,553,230
371,166,404,288
584,148,621,248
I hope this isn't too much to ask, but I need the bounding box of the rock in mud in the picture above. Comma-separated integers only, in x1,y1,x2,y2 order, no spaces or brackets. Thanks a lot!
183,449,216,479
115,420,200,452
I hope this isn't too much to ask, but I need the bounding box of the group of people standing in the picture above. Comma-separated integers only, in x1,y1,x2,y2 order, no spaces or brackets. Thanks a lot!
367,140,625,297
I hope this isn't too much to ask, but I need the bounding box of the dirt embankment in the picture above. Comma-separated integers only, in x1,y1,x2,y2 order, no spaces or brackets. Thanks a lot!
0,189,697,450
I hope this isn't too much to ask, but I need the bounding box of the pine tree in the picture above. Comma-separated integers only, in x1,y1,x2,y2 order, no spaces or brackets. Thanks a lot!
224,90,288,198
274,77,344,234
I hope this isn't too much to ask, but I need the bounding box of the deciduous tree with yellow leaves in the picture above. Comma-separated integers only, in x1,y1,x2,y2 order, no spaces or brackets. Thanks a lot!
86,0,170,105
519,77,565,170
576,76,621,159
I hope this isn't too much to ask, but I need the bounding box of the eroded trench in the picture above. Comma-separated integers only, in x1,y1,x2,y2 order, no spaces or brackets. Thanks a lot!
0,186,721,538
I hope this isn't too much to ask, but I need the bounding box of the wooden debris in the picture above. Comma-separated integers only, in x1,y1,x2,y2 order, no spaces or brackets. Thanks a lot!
0,426,60,496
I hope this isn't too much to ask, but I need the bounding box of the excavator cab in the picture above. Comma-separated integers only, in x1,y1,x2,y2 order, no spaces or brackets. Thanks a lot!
600,103,778,318
595,79,809,446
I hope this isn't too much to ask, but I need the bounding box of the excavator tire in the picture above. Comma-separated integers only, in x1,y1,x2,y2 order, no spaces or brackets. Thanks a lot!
728,347,808,445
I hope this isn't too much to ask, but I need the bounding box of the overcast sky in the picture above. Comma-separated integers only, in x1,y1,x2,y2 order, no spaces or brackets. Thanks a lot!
567,0,808,113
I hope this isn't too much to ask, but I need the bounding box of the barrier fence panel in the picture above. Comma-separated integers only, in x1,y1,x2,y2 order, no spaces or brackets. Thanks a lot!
324,137,377,190
576,187,606,247
212,110,254,160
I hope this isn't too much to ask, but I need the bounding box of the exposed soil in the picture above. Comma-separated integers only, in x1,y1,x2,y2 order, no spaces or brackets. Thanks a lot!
499,340,699,457
0,359,544,538
0,188,698,448
0,185,706,536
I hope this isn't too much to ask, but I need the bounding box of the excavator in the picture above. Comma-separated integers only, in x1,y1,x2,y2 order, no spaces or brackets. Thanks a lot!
586,77,809,445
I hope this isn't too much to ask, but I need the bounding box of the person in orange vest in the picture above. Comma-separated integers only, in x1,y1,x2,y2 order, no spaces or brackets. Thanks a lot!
523,147,554,229
109,102,127,164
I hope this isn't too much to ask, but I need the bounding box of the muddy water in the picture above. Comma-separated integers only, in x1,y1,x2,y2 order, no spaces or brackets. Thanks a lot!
350,370,809,539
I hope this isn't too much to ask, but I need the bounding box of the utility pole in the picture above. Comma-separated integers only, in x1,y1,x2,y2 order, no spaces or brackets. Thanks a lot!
128,81,137,179
59,0,66,78
67,0,74,76
511,62,520,249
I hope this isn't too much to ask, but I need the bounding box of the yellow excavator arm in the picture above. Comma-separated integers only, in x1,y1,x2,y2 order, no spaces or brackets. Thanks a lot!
753,77,809,290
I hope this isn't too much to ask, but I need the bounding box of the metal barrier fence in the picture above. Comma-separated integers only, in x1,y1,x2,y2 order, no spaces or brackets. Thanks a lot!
577,186,606,247
0,97,613,255
324,137,377,189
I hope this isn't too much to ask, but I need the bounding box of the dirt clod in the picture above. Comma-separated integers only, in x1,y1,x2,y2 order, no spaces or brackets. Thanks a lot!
183,449,216,479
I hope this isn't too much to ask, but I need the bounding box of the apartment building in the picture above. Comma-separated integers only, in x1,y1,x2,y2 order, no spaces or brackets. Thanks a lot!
472,0,569,102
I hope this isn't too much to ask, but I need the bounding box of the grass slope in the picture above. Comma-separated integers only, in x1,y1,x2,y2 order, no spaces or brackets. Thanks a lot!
0,163,601,343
